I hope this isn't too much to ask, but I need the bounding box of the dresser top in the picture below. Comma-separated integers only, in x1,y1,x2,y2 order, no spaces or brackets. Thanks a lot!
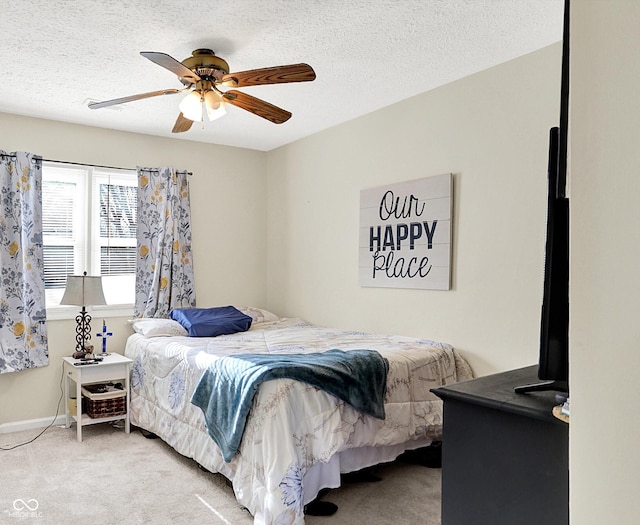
432,365,564,423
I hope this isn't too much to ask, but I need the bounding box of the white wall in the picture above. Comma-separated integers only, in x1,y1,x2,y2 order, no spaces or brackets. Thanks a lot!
266,44,561,377
0,114,267,425
570,1,640,523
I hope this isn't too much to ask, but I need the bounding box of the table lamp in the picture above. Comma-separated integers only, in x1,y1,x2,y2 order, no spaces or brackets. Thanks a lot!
60,271,107,353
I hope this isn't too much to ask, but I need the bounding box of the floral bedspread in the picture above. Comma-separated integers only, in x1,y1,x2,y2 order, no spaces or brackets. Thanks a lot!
125,318,473,524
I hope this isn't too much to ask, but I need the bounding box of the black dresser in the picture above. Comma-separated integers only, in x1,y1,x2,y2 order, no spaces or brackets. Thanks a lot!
432,366,569,525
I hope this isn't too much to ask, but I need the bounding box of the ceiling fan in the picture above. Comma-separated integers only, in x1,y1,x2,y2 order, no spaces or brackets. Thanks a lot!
88,48,316,133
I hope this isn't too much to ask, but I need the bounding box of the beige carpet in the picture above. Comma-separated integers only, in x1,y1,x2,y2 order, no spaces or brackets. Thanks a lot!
0,423,441,524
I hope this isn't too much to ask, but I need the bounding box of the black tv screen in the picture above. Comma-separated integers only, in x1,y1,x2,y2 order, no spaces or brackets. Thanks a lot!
538,127,569,390
515,127,569,394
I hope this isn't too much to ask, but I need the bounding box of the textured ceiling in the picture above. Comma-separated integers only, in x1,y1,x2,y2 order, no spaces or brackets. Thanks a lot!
0,0,562,151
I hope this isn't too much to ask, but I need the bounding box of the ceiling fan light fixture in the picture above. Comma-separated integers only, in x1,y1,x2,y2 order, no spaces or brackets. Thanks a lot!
90,49,316,131
179,90,204,122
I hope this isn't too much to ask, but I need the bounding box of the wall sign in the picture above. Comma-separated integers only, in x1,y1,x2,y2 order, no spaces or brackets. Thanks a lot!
359,173,452,290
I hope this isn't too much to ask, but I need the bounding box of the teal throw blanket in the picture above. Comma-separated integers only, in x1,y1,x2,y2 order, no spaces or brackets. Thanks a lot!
191,349,389,462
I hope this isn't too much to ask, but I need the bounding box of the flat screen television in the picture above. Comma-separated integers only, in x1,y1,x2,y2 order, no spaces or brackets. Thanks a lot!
516,128,569,393
515,0,570,394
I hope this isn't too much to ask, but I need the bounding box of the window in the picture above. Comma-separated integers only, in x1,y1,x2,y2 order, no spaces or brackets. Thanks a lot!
42,163,137,313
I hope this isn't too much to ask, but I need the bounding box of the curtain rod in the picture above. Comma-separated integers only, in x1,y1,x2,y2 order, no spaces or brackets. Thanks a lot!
41,158,139,172
44,158,193,176
1,152,192,175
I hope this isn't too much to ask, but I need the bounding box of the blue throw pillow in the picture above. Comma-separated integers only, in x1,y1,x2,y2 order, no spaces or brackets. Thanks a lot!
169,306,252,337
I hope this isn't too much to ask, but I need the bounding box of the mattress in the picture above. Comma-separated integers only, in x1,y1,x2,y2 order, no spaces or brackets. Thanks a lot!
124,316,473,524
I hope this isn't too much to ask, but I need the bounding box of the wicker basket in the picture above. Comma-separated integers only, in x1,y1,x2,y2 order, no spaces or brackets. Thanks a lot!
81,383,126,419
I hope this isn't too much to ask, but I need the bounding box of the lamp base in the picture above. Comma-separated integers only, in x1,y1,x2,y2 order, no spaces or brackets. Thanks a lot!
74,309,93,353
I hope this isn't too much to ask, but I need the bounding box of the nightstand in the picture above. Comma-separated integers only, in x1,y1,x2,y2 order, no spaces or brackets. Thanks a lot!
63,353,132,442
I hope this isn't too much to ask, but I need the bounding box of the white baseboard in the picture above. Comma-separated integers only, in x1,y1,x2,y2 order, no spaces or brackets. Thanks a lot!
0,415,67,434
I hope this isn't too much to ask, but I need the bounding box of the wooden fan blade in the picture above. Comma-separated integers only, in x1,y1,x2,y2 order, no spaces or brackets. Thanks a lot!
88,88,183,109
140,51,201,84
172,113,194,133
221,63,315,88
223,90,292,124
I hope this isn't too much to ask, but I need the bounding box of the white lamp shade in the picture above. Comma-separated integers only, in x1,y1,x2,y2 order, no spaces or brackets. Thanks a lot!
179,91,204,122
204,91,227,121
60,275,107,307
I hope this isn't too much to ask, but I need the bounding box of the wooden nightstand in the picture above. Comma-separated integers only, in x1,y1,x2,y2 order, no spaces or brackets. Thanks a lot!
63,353,132,442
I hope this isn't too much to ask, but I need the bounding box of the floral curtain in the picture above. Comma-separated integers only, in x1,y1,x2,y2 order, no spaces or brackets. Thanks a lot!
0,151,48,374
135,167,196,318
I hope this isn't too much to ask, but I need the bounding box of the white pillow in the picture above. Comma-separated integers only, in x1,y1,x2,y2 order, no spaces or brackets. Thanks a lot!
236,307,280,324
129,318,189,337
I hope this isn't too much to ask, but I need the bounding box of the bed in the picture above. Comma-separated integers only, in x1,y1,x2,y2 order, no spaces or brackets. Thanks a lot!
124,307,473,525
